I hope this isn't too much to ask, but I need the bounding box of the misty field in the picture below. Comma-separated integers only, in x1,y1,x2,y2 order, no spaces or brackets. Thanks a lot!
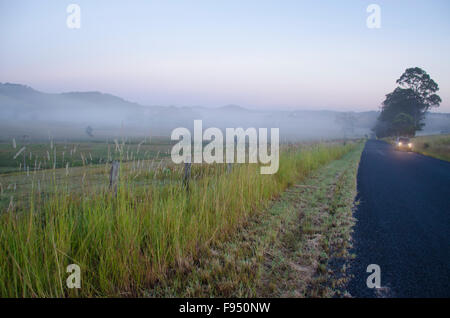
0,137,173,174
411,134,450,161
0,138,359,297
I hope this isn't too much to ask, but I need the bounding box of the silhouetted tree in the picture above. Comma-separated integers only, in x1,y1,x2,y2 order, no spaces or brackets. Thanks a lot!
374,67,441,137
85,126,94,137
392,113,415,136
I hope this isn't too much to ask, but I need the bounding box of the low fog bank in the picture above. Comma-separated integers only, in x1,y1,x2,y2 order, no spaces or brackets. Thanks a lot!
1,83,449,142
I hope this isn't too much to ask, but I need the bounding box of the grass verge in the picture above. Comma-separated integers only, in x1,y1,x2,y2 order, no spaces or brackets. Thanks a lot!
150,142,365,297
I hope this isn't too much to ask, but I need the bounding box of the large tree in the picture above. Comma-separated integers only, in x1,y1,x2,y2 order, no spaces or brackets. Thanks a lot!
374,67,441,137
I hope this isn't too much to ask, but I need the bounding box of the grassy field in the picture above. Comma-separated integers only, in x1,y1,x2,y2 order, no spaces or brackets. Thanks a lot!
0,139,362,297
410,134,450,161
0,137,173,174
0,138,175,211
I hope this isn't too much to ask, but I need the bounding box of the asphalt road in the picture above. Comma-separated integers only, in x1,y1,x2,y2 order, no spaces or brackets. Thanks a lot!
348,140,450,298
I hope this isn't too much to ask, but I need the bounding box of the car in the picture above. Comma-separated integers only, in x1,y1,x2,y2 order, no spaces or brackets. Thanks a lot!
395,137,413,151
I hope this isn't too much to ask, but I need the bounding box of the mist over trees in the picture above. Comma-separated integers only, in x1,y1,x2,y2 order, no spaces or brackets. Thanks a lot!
374,67,441,137
335,112,357,139
1,82,448,142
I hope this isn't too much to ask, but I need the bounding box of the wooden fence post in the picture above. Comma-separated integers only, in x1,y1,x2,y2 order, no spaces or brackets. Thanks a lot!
109,160,120,195
183,162,191,190
227,162,232,173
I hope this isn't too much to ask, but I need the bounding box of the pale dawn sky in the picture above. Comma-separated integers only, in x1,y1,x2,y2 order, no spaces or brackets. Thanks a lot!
1,0,449,111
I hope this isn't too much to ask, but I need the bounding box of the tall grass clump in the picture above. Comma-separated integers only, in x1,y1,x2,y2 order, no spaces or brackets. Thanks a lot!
0,141,358,297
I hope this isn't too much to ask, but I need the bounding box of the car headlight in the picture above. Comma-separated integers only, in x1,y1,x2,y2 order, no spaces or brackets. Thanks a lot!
398,142,402,146
408,143,412,147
